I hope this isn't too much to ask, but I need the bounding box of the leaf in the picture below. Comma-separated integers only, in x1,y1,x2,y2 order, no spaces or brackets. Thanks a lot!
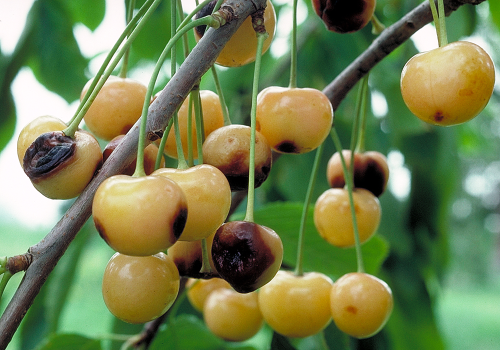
270,332,297,350
231,202,390,278
0,89,16,154
489,0,500,32
34,333,102,350
60,0,106,31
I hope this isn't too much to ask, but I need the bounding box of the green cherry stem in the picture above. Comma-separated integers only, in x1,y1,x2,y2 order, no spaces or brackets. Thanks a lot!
437,0,448,46
331,128,365,273
154,118,173,170
211,66,232,126
194,88,205,165
0,272,13,301
244,30,268,223
354,74,369,154
371,13,385,35
294,142,324,277
118,0,136,78
289,0,298,89
185,92,195,167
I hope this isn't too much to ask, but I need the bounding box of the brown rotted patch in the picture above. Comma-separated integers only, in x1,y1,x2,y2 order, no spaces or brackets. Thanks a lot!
322,0,370,33
211,221,275,293
434,111,445,123
356,158,387,198
275,141,300,154
346,305,358,314
23,131,76,182
173,254,202,277
172,206,188,240
94,217,109,245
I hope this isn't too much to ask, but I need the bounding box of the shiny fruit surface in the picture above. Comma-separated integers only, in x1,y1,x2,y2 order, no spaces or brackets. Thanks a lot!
102,252,180,324
256,87,333,154
152,164,231,241
330,272,393,338
23,130,102,200
258,270,333,338
202,124,272,191
163,90,224,159
314,188,381,247
400,41,495,126
211,221,283,293
186,277,231,312
17,115,67,165
203,288,263,341
194,0,276,67
312,0,376,33
326,150,389,197
81,75,147,140
92,175,187,255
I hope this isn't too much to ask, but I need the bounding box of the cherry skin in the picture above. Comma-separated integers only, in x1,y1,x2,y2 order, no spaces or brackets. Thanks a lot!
202,124,272,191
326,150,389,197
211,221,283,293
186,277,231,313
312,0,376,33
330,272,393,338
400,41,495,126
203,288,264,341
194,0,276,67
102,252,180,324
258,270,333,338
92,174,188,256
314,188,381,248
152,164,231,241
23,130,102,200
162,90,225,159
167,231,217,277
17,115,67,166
81,75,147,140
256,87,333,154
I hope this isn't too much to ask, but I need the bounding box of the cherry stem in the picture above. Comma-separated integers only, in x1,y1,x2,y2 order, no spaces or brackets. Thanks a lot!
185,93,195,166
429,0,448,47
244,30,268,223
64,0,161,138
154,118,173,170
199,238,212,273
354,74,369,154
371,13,385,35
294,143,324,277
194,88,205,165
330,128,365,273
211,66,232,126
289,0,298,89
119,0,136,79
0,272,13,301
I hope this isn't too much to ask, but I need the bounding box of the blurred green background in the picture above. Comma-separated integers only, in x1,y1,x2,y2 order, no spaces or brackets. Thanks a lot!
1,0,500,349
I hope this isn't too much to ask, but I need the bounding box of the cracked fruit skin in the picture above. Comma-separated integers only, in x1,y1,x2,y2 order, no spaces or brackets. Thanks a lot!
258,270,333,338
93,175,188,256
17,115,67,166
81,75,147,140
102,252,180,324
330,272,393,338
23,130,102,200
400,41,495,126
152,164,231,241
314,188,381,248
256,87,333,154
204,289,263,341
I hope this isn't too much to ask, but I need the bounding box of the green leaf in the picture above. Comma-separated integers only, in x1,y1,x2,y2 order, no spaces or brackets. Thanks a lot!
60,0,106,31
34,333,102,350
231,202,390,278
489,0,500,32
0,89,16,154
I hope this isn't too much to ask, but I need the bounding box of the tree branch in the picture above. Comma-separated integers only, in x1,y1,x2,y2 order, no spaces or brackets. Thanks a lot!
0,0,486,348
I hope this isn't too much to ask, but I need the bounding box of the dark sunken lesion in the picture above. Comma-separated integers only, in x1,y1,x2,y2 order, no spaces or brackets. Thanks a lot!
23,131,76,182
275,140,300,154
212,221,275,293
173,206,189,240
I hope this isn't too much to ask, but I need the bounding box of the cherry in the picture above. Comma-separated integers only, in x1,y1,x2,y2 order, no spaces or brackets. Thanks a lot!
326,150,389,197
22,130,102,200
256,86,333,154
258,270,333,338
167,231,217,277
92,174,188,256
312,0,377,33
330,272,393,338
400,41,495,126
211,221,283,293
186,277,231,313
202,124,272,191
81,75,147,140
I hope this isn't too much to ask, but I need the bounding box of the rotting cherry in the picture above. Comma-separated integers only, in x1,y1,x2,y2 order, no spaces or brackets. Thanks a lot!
312,0,377,34
167,231,217,277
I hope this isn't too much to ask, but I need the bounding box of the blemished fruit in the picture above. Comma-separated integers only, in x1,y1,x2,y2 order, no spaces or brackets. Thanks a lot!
400,41,495,126
162,90,225,159
203,288,264,341
92,174,188,256
327,150,389,197
202,124,272,191
258,270,333,338
312,0,376,33
256,86,333,154
186,277,231,312
330,272,393,338
152,164,231,241
167,231,217,277
22,130,102,200
81,75,147,140
314,188,381,247
102,252,180,324
211,221,283,293
103,135,165,175
194,0,276,67
17,115,67,165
